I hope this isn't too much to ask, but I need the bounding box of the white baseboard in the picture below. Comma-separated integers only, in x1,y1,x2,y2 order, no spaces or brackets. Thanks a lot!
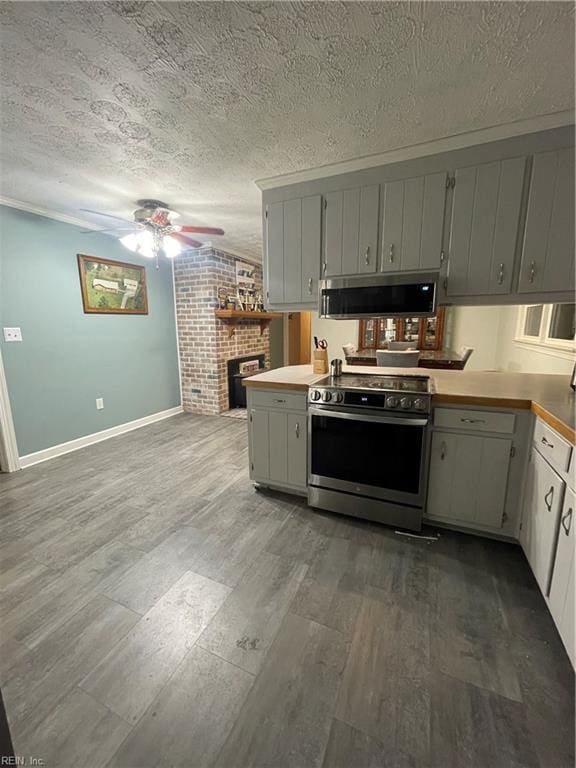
19,406,183,468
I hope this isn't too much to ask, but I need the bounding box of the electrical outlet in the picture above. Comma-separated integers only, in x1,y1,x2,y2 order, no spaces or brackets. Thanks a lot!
3,327,22,342
96,398,104,410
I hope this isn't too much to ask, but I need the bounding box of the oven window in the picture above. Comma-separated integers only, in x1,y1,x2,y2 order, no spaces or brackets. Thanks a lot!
311,414,423,494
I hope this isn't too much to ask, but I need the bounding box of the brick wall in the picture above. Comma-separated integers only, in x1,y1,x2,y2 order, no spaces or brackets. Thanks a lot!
173,248,270,414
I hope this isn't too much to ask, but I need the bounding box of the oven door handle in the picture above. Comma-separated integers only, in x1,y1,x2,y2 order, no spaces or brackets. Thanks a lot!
308,407,428,427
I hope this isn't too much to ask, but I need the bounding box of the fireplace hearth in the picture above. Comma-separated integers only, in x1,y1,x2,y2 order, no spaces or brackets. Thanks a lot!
227,354,266,409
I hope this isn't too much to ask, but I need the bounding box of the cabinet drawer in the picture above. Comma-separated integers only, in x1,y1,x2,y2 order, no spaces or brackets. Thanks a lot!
534,419,572,473
249,389,307,412
433,407,515,434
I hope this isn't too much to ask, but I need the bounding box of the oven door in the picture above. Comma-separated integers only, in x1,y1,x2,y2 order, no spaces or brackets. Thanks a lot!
308,406,429,507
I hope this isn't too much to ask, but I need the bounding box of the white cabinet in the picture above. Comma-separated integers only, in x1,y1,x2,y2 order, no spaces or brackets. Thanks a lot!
518,147,575,294
265,195,321,308
548,485,575,667
247,389,307,495
520,446,565,596
427,431,512,529
380,172,446,272
323,185,379,276
446,157,526,297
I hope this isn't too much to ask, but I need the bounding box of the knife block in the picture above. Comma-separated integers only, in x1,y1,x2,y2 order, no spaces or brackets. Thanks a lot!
313,349,329,374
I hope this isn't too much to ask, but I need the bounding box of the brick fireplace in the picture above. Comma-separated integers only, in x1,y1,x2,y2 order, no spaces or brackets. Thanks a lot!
173,248,271,415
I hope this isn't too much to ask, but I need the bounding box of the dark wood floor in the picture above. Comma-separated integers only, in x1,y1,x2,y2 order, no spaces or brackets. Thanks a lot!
0,413,573,768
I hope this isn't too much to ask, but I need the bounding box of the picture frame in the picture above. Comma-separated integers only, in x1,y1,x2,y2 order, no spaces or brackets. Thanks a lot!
77,254,148,315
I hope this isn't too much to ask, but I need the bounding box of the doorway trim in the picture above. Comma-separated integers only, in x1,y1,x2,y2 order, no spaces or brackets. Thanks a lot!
0,349,20,472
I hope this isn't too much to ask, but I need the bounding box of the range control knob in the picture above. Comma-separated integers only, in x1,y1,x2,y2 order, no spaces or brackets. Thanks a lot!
334,391,344,403
310,390,321,402
385,396,399,409
321,390,332,402
400,397,412,409
413,398,427,411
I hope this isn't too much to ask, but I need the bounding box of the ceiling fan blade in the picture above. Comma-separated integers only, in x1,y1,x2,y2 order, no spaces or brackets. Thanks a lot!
172,232,204,249
177,225,225,236
81,226,138,234
78,208,134,224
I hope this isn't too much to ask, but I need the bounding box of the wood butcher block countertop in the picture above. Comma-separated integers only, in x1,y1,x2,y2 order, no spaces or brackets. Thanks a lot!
244,365,576,443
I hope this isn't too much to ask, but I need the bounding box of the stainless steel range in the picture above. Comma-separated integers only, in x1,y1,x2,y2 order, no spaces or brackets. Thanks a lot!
307,373,432,531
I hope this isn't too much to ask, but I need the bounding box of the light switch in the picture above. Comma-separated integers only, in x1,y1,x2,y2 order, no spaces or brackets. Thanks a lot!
96,398,104,410
3,327,22,342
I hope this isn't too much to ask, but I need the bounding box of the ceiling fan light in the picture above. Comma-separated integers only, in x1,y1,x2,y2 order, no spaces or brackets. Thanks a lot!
162,235,181,258
120,233,139,252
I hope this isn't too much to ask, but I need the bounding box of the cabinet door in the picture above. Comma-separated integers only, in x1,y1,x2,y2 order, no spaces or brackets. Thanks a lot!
358,185,380,274
287,412,307,490
381,180,403,272
447,157,526,296
381,173,446,272
548,485,575,665
519,148,575,294
268,411,288,485
266,202,284,304
249,409,270,481
324,185,380,276
427,431,511,528
300,195,322,303
283,199,302,304
521,447,565,596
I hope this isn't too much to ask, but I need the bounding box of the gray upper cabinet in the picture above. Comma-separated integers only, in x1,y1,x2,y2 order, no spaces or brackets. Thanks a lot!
518,147,575,294
446,157,526,297
323,184,379,276
265,195,321,308
381,172,446,273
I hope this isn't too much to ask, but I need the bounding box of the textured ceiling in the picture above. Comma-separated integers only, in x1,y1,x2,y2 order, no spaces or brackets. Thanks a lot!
0,1,574,260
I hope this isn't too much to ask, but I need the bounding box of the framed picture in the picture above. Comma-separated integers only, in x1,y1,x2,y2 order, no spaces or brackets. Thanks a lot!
77,254,148,315
235,260,255,290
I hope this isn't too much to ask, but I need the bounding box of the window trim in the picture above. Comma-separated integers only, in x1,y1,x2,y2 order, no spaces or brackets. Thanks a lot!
515,303,575,355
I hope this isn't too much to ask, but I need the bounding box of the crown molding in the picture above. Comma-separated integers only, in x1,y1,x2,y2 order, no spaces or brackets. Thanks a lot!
255,110,575,190
0,196,104,230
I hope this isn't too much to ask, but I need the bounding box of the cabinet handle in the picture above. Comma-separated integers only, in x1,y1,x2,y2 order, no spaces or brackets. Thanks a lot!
364,247,370,265
497,263,504,284
561,507,573,535
440,441,447,460
460,418,486,424
541,436,554,449
274,398,286,404
322,261,327,274
529,261,536,283
544,485,554,511
389,244,394,263
295,421,300,438
308,277,313,294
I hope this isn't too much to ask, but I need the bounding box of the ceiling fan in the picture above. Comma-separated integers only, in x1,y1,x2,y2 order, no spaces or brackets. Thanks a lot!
80,199,224,261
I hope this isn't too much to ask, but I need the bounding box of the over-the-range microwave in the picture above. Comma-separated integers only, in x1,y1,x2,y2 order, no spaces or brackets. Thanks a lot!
319,272,438,319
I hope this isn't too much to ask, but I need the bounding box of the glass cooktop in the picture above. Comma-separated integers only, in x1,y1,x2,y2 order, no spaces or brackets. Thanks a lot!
316,374,431,394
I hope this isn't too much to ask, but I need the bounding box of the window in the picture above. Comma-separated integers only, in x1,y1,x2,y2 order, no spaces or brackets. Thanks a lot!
516,303,575,352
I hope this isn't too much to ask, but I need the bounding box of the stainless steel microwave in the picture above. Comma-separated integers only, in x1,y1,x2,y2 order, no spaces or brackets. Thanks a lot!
319,272,438,319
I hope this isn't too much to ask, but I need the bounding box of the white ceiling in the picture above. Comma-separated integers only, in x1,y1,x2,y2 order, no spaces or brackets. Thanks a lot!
0,1,574,260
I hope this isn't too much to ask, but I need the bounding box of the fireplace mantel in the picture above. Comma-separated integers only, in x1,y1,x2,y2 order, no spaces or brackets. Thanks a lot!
215,309,282,338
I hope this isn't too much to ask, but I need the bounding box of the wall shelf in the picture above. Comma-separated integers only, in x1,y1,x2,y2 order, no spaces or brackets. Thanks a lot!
215,309,282,338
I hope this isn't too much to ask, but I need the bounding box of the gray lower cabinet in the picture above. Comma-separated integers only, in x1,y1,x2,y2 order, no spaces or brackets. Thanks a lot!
520,446,565,596
380,172,446,272
323,184,379,276
248,389,307,494
518,147,575,294
265,195,321,308
446,156,526,297
427,430,512,529
548,484,575,667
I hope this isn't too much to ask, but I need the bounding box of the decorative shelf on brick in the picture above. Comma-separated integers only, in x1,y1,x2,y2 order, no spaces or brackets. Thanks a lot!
215,310,281,338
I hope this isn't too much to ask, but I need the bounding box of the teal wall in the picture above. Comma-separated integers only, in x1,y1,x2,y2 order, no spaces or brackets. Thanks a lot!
0,205,181,457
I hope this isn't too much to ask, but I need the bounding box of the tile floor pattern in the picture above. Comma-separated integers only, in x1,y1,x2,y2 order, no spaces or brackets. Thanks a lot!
0,413,573,768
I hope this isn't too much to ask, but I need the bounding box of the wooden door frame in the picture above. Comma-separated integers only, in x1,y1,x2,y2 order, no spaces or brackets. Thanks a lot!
0,349,20,472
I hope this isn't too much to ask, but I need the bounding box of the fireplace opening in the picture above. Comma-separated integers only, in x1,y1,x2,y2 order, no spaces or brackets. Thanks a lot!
227,354,266,409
